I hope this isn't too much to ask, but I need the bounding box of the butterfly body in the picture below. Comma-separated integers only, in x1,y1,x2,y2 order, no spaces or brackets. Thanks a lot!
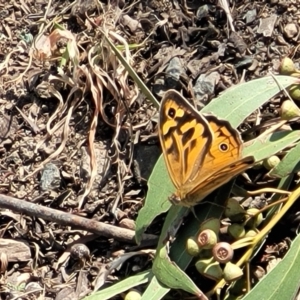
158,90,254,207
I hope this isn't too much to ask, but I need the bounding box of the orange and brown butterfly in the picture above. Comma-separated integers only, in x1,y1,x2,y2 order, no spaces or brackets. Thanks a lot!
158,89,255,207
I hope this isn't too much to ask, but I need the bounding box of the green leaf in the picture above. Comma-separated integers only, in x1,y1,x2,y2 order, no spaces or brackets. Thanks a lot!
269,141,300,178
243,130,300,161
84,270,153,300
135,156,172,243
140,276,171,300
243,234,300,300
201,75,298,127
141,204,190,299
150,205,202,296
153,245,203,297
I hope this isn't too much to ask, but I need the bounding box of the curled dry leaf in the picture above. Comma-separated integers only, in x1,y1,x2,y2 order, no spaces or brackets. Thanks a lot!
32,29,79,63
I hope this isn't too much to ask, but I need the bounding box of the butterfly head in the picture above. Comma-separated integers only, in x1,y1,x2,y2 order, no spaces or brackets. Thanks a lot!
168,193,181,206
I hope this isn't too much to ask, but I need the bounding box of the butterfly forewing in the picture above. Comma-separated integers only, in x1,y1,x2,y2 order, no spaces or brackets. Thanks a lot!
159,90,213,190
158,89,255,207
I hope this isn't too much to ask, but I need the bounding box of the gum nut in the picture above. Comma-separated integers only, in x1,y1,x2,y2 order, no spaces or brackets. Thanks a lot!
223,262,244,282
197,229,218,249
279,57,296,75
186,237,200,256
245,229,258,237
280,100,300,120
288,85,300,101
263,155,280,170
228,224,246,239
124,289,142,300
212,242,234,263
195,257,214,274
196,259,223,281
245,208,263,228
199,218,220,234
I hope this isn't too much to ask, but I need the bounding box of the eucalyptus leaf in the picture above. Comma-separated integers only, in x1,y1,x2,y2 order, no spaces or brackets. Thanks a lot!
153,245,203,297
201,75,297,127
243,130,300,161
269,141,300,178
85,270,153,300
150,204,199,296
135,155,172,244
140,276,171,300
243,234,300,300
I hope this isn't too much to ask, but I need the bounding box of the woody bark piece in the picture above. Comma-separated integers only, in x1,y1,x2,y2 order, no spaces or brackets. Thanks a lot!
0,239,31,261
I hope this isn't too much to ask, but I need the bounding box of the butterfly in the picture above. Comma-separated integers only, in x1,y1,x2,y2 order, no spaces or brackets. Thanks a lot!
158,89,255,207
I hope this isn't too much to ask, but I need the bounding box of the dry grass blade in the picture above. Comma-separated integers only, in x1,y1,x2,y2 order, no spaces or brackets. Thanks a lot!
218,0,235,33
77,65,100,209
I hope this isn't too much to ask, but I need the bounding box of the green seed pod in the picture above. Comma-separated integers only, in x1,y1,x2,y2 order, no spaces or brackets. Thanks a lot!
279,57,297,75
186,236,200,256
245,229,258,237
228,224,246,240
245,208,263,228
199,218,220,235
212,242,234,263
195,259,223,281
280,100,300,120
195,257,214,274
224,198,246,222
263,155,280,170
223,262,244,282
288,84,300,101
197,229,218,249
124,289,142,300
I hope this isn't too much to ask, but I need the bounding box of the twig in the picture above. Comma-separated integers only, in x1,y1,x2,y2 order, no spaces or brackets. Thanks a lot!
0,194,158,246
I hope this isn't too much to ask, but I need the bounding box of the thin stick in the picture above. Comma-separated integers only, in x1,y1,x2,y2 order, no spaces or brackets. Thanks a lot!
0,193,157,246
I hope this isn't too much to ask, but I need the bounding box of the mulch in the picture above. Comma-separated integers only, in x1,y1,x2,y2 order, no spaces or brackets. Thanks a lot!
0,0,300,299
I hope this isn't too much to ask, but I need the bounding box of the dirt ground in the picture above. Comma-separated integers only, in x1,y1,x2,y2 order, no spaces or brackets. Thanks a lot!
1,0,300,299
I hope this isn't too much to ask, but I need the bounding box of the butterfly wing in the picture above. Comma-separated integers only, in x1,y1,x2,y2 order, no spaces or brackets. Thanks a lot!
159,90,213,191
199,115,246,177
184,115,254,205
182,156,254,206
159,90,254,207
